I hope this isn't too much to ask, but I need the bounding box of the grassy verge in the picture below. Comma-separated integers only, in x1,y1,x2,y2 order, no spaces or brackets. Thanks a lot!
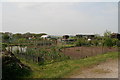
20,52,118,78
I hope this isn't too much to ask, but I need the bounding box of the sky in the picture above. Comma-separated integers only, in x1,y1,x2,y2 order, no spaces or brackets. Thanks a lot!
1,0,119,2
1,2,118,35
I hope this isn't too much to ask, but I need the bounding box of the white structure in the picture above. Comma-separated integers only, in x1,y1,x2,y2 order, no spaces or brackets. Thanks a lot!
88,38,91,41
41,35,51,39
6,46,27,53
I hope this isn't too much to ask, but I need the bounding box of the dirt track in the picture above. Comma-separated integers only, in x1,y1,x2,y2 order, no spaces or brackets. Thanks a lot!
70,59,118,78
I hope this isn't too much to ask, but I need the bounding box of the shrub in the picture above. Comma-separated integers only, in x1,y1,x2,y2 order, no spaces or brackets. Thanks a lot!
112,38,119,46
104,37,113,47
75,38,87,46
20,46,70,65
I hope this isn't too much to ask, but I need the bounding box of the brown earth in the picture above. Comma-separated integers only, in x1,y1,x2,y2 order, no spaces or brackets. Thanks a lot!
69,59,118,78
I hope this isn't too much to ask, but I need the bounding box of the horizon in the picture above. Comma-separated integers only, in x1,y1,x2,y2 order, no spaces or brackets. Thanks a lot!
1,31,118,36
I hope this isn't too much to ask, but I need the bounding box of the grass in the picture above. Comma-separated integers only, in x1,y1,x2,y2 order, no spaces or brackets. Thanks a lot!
20,51,118,78
62,44,75,48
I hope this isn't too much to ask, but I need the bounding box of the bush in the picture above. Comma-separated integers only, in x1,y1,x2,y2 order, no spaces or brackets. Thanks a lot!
104,37,113,47
91,39,99,46
2,52,31,79
112,38,119,46
2,43,8,51
75,38,87,46
19,46,69,65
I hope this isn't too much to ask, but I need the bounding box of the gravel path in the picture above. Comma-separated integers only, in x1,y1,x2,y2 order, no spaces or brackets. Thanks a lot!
70,59,118,78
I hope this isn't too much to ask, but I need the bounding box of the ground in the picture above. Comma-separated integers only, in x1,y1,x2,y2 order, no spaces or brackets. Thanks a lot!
70,59,118,78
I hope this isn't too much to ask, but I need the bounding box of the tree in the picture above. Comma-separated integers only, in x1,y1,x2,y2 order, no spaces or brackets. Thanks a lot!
104,30,111,37
13,33,23,39
17,38,27,43
92,39,99,46
2,32,12,43
104,37,113,47
63,35,69,39
75,38,87,46
112,38,119,46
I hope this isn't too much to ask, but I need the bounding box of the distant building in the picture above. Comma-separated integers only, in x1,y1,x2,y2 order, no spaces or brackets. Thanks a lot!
41,35,51,39
41,35,60,40
63,35,69,39
61,35,76,43
28,36,35,40
111,33,120,40
76,34,95,39
61,39,76,42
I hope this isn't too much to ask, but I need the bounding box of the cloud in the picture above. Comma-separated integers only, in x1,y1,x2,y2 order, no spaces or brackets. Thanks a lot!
1,0,119,2
0,3,2,31
2,2,118,35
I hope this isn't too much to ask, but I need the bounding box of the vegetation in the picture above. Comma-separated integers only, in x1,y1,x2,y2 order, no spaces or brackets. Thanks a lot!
1,30,120,79
75,38,89,46
14,46,69,65
2,52,31,79
73,30,119,47
103,37,113,47
20,52,118,78
1,30,120,48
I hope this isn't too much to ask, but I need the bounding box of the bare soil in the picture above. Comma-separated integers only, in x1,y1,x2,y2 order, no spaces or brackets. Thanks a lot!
70,59,118,78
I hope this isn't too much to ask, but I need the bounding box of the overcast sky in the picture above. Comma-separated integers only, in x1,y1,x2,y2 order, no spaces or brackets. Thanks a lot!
2,2,118,35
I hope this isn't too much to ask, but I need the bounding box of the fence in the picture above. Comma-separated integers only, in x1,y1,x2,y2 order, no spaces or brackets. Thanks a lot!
7,45,118,64
6,40,57,52
15,53,43,63
62,46,118,59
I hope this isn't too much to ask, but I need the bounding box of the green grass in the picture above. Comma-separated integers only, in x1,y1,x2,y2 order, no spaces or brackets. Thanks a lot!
62,44,75,48
20,52,118,78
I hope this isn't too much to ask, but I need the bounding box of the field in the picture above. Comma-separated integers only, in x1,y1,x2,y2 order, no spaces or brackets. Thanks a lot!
2,32,120,79
20,51,118,78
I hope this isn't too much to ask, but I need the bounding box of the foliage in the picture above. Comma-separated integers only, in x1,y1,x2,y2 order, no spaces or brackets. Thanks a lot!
13,33,23,39
103,37,113,47
16,46,69,65
112,38,119,46
17,38,27,43
91,39,99,46
117,40,120,47
63,35,69,39
61,44,75,48
74,38,88,46
21,52,118,78
2,43,8,51
2,33,12,43
2,52,31,79
104,30,111,37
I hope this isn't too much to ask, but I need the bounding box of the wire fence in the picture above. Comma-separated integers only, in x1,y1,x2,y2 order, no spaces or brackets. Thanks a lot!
63,46,118,59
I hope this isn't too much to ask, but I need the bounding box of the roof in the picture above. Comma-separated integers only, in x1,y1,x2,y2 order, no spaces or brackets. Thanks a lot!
41,35,50,38
76,33,95,35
